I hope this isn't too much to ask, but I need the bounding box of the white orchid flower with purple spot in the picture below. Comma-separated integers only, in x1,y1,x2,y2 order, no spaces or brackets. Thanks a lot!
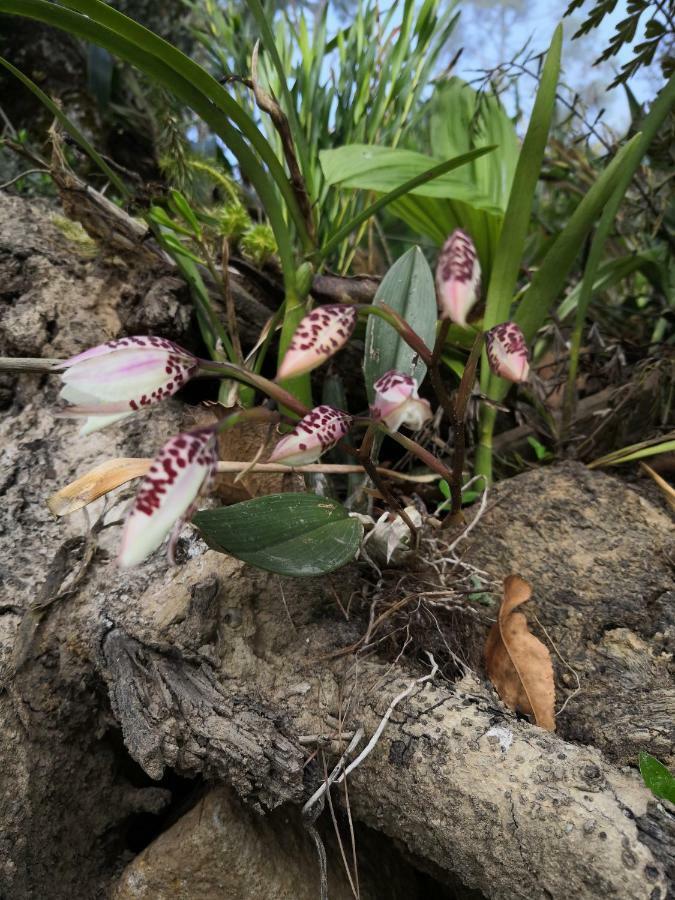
277,305,357,380
268,405,352,466
118,427,217,568
370,371,432,433
485,322,530,384
56,336,198,434
435,229,481,325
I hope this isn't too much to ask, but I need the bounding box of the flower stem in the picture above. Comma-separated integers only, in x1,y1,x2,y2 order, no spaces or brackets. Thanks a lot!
197,360,309,418
356,305,433,365
442,332,483,527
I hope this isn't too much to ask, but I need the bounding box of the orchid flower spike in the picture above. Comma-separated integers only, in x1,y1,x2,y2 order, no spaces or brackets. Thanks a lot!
370,370,432,432
277,305,357,380
435,229,481,325
485,322,530,383
268,405,352,465
56,336,198,434
118,427,217,568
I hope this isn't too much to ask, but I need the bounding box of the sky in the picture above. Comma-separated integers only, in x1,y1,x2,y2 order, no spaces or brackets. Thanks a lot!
449,0,658,135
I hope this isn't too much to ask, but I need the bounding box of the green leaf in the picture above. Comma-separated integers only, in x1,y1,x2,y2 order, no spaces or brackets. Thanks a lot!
319,146,496,261
320,145,499,209
483,24,562,336
587,434,675,468
193,493,363,577
514,133,643,345
639,753,675,804
168,189,202,236
557,252,662,320
363,247,437,400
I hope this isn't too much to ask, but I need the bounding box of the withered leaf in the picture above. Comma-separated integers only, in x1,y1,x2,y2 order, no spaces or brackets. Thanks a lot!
485,574,556,731
47,458,150,516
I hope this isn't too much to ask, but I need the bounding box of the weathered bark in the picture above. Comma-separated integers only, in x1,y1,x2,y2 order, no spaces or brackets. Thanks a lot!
0,191,673,899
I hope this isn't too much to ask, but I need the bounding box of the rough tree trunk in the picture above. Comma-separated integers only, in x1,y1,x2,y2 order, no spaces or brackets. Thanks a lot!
0,192,673,899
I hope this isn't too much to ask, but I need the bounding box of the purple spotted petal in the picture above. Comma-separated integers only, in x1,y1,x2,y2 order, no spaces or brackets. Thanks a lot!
59,336,198,433
435,229,481,325
268,405,353,465
277,305,357,380
485,322,530,383
370,370,432,433
118,427,217,567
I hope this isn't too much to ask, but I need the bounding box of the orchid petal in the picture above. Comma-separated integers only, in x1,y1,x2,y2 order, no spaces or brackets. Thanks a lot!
268,405,352,465
370,370,432,433
58,336,198,430
435,229,481,325
485,322,530,384
118,428,216,567
277,305,357,380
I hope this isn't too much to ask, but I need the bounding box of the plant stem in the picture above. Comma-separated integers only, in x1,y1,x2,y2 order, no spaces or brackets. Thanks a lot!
356,304,433,365
443,332,483,527
474,402,497,485
382,428,452,481
198,360,309,418
346,424,418,537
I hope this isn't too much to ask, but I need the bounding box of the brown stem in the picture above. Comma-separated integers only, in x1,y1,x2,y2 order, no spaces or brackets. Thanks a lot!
357,304,433,366
429,319,461,513
343,424,417,538
249,43,315,243
442,333,484,528
198,361,309,419
383,429,452,482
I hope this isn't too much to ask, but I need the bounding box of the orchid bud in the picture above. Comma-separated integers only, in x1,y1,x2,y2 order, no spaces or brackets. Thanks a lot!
485,322,530,383
57,336,198,434
370,370,432,433
435,229,481,325
277,305,357,380
268,405,352,466
118,427,217,567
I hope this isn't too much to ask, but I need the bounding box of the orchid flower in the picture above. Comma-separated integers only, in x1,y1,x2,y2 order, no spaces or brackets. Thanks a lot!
370,370,432,432
56,336,198,434
276,305,357,380
118,427,217,568
435,229,481,325
268,405,352,465
485,322,530,384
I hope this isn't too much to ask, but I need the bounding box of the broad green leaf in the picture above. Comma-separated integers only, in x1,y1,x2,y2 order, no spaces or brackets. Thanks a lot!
363,247,437,400
639,753,675,804
483,24,562,336
193,493,363,576
320,145,499,210
319,146,495,260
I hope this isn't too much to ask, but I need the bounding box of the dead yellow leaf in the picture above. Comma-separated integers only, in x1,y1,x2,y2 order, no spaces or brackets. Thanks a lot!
485,575,556,731
47,458,151,516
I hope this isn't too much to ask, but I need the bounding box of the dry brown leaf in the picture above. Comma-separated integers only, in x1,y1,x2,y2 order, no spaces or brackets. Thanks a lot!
485,575,556,731
47,458,151,516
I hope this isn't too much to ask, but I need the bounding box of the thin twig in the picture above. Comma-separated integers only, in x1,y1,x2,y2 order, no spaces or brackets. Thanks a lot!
0,168,49,190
